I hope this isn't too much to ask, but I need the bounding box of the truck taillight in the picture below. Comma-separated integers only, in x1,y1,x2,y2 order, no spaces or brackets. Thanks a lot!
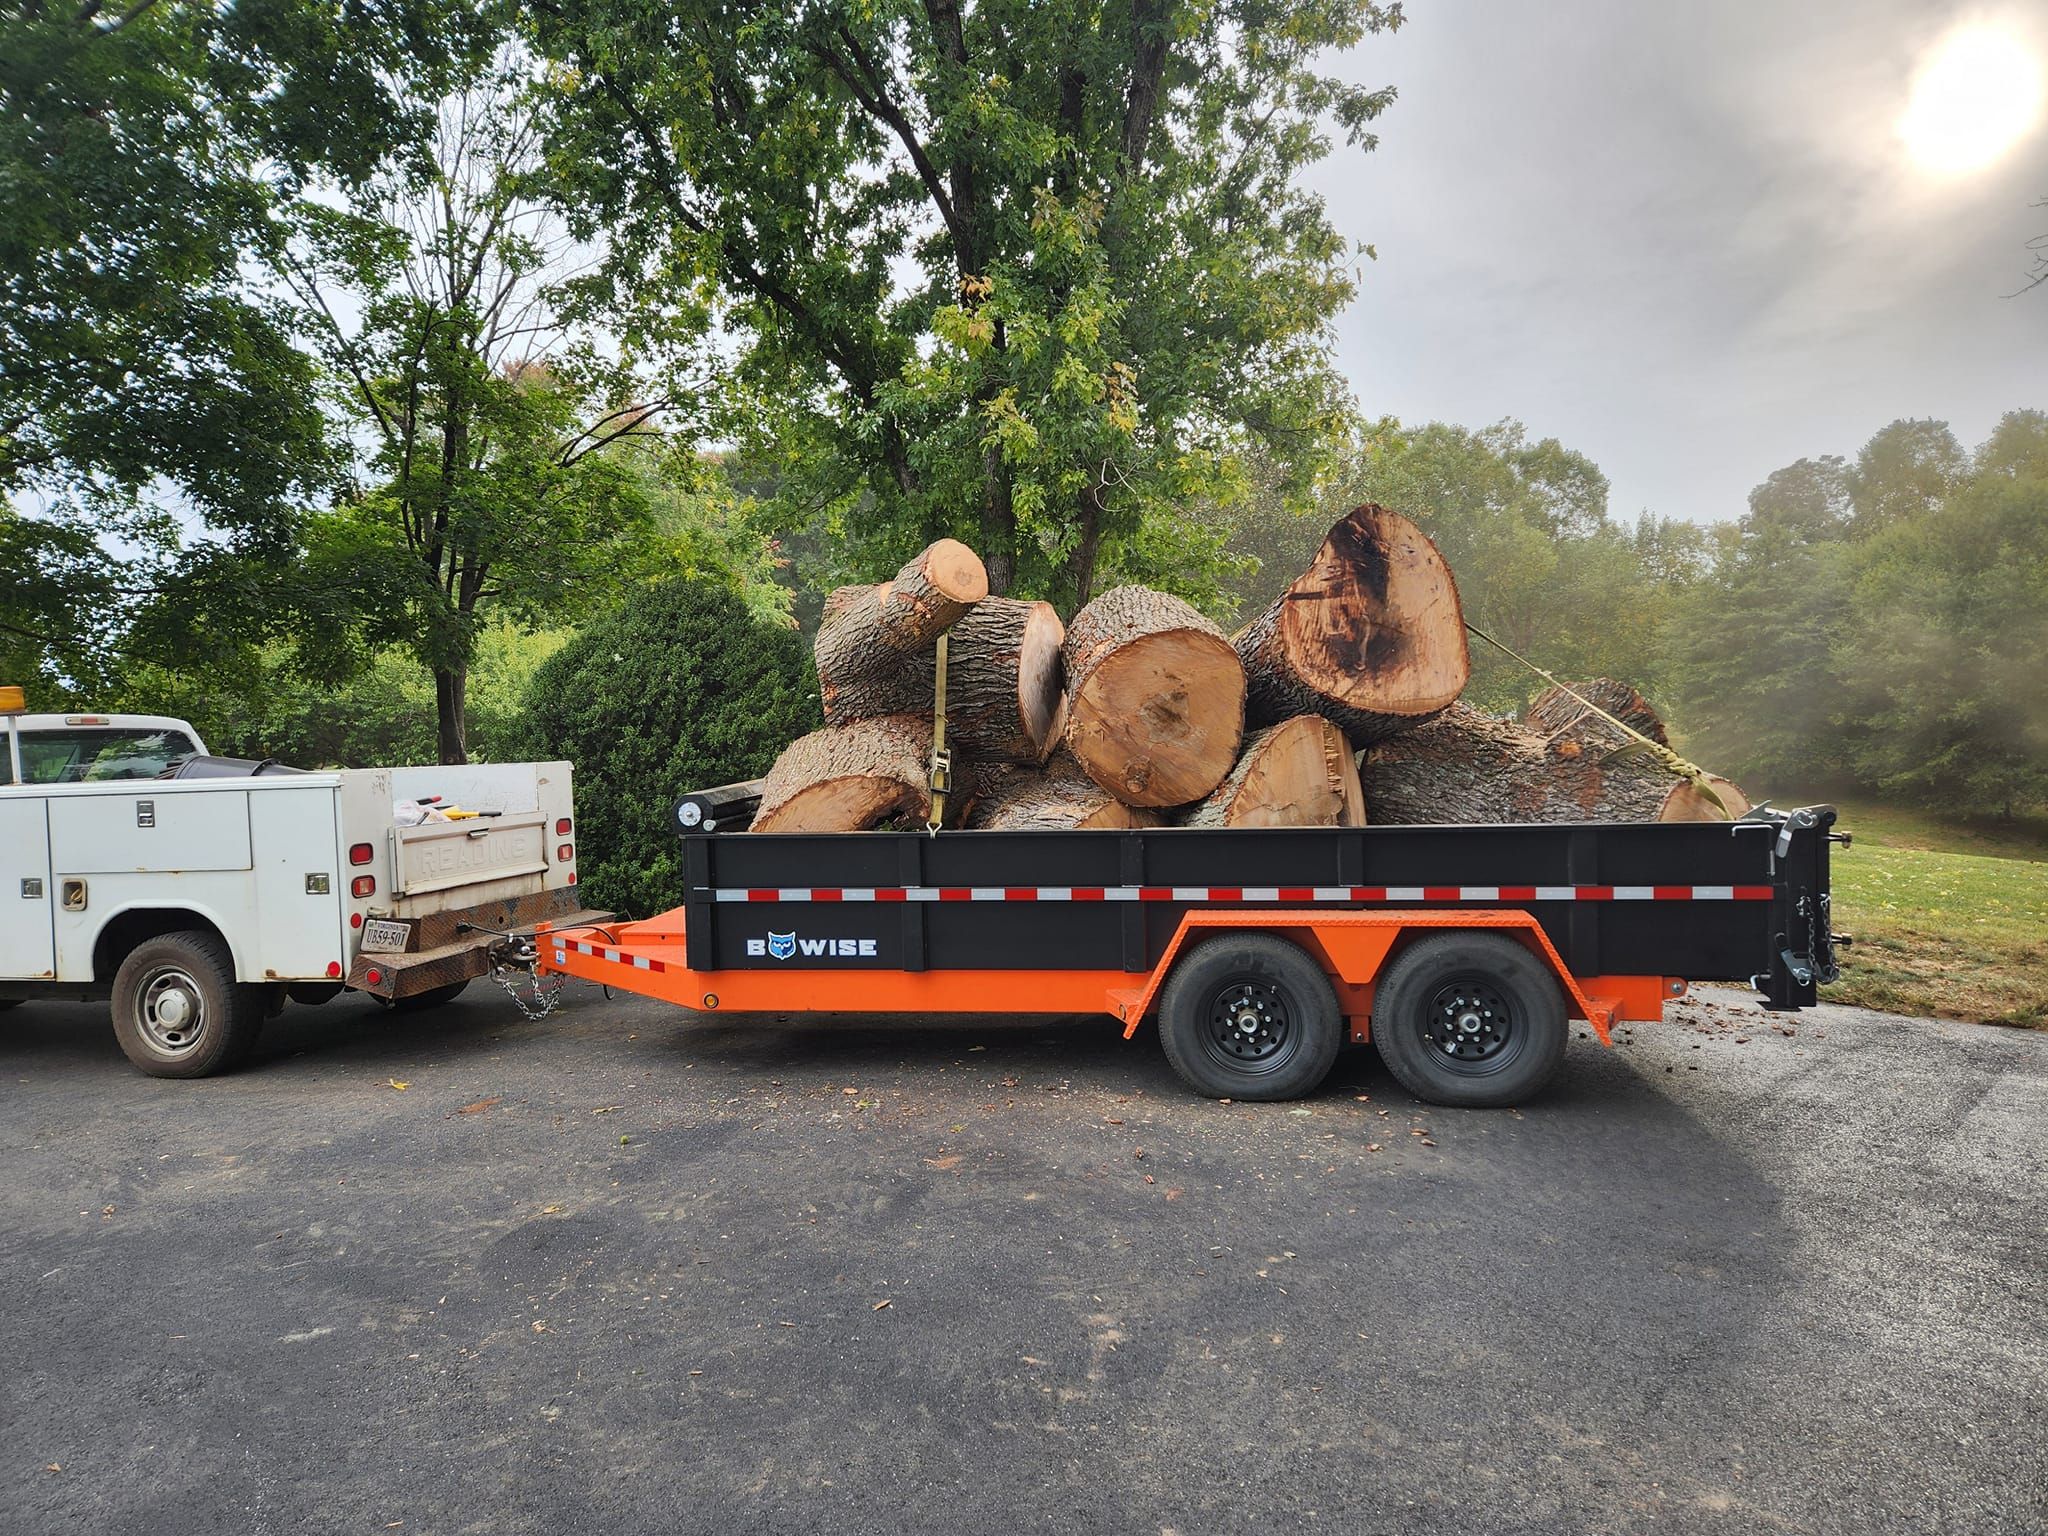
557,843,574,863
555,817,572,836
348,842,374,866
351,875,375,898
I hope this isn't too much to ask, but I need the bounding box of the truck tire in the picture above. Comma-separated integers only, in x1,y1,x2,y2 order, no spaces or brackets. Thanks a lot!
1158,934,1342,1101
110,932,264,1079
1371,932,1567,1108
387,979,470,1013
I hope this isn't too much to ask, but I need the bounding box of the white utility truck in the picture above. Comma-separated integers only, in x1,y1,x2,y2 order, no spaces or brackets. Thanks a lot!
0,693,600,1076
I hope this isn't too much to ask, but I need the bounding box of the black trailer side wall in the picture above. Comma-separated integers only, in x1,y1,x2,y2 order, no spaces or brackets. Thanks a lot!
680,812,1837,1010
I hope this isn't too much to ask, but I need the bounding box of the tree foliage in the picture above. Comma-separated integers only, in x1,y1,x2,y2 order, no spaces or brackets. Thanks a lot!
526,0,1401,607
1665,411,2048,813
0,0,481,529
516,578,820,916
281,69,686,761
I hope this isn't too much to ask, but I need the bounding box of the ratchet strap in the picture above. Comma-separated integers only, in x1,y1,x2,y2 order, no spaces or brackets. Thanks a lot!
926,630,953,833
1463,621,1730,817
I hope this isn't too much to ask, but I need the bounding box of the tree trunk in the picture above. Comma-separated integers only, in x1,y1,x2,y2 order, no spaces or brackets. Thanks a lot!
1524,679,1670,751
1235,503,1470,744
752,714,934,834
819,596,1068,764
1061,585,1246,807
965,752,1167,831
1177,715,1366,829
434,666,468,765
813,539,989,720
1359,704,1750,825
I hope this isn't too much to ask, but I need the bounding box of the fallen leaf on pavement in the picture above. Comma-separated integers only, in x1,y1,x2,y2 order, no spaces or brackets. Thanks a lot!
386,1079,410,1091
872,1299,892,1311
455,1097,500,1116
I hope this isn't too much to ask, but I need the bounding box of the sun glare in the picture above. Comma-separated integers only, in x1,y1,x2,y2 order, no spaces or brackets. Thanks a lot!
1898,23,2045,175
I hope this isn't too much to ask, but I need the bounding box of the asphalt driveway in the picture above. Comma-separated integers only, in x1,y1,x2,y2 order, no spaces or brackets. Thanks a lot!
2,984,2043,1535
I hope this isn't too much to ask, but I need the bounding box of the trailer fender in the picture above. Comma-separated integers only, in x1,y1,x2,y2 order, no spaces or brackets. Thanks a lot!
1117,910,1639,1047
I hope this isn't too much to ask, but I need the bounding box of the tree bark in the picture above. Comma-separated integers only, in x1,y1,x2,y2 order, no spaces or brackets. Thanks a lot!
752,714,934,833
434,666,468,765
1524,679,1670,751
965,751,1167,831
1235,503,1470,744
1062,585,1246,807
1359,704,1749,825
1177,715,1366,829
813,539,989,721
819,595,1067,764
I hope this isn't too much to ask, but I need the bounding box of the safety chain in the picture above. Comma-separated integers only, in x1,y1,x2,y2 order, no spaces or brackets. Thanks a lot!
489,940,566,1021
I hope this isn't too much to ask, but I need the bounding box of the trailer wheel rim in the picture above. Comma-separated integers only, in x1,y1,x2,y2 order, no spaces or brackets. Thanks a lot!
136,965,208,1057
1421,976,1520,1074
1201,978,1298,1075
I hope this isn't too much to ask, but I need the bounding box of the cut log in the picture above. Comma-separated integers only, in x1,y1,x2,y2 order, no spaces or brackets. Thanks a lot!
1360,704,1749,825
819,596,1068,764
672,779,763,835
965,752,1167,831
1524,679,1670,751
1062,585,1246,807
1235,503,1470,744
1178,715,1367,829
751,714,932,833
814,539,988,722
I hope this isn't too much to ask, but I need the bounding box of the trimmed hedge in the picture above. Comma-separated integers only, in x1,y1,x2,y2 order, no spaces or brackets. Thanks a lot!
519,578,819,917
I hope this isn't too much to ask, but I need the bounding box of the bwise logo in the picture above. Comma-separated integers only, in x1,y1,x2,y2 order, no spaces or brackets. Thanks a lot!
748,931,879,959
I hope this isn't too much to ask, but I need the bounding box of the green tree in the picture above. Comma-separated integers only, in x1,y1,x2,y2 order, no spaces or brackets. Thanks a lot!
517,578,820,916
281,69,684,762
1847,418,1967,535
0,0,482,540
526,0,1400,606
1835,411,2048,815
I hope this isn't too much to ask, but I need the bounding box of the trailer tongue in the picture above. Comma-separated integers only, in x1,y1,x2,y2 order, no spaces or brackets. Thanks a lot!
536,807,1842,1107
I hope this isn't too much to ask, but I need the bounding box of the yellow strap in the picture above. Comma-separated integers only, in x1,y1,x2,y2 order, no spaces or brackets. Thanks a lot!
1463,621,1730,817
926,630,952,833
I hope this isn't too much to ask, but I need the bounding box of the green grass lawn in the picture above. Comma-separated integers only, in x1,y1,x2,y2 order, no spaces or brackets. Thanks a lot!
1807,797,2048,1027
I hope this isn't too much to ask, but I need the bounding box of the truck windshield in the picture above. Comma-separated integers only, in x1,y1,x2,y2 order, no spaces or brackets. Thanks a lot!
3,728,200,784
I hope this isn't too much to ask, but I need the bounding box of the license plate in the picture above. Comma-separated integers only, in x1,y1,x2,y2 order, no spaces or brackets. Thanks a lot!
360,918,413,954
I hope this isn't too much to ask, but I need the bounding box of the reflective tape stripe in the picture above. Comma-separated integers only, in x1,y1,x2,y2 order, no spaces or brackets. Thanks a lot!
696,884,1774,904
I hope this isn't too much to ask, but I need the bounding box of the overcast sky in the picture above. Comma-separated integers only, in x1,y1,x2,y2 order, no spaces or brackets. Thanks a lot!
1312,0,2048,525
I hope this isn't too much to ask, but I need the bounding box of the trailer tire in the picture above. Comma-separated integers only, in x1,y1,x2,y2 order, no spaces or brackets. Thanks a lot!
1371,932,1567,1108
1158,935,1342,1101
110,931,263,1079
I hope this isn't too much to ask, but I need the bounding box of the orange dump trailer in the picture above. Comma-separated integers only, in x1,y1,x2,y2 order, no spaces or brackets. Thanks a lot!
537,808,1842,1107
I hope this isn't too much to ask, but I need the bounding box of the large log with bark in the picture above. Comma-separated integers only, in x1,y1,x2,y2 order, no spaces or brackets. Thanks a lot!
1235,504,1470,744
1360,704,1749,825
1062,586,1246,807
751,714,933,833
818,595,1067,764
965,752,1167,831
814,539,988,723
1178,715,1367,829
1524,679,1670,750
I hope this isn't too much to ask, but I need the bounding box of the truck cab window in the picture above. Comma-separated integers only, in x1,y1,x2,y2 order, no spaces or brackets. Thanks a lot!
18,729,199,783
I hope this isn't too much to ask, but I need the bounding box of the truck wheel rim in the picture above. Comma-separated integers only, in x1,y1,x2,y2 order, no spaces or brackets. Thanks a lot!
1421,976,1519,1074
1202,979,1296,1074
137,966,207,1056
